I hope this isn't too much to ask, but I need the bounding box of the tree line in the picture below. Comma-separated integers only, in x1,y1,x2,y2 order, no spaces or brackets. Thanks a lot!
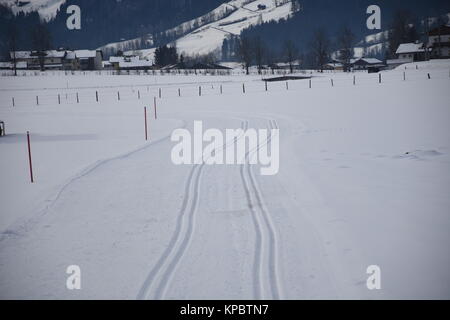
223,7,448,74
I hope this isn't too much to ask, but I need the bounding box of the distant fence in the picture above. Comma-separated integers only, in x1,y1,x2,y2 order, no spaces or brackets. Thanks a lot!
0,68,331,77
1,68,448,109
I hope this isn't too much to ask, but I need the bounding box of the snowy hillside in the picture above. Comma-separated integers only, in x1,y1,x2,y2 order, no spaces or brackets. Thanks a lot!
0,0,66,21
101,0,295,60
176,0,293,57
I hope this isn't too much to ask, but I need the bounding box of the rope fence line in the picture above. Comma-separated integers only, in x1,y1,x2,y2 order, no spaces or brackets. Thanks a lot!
1,69,449,108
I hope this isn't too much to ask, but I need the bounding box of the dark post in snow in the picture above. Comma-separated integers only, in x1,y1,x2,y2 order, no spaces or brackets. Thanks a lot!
58,94,60,104
199,86,202,96
144,107,148,141
265,81,267,91
178,88,181,97
220,85,223,94
379,73,381,84
331,79,334,87
153,97,157,119
427,73,431,79
96,91,98,102
36,95,39,105
12,97,15,107
27,131,34,183
286,81,289,90
159,88,161,98
242,83,245,93
76,92,79,103
403,72,406,81
309,79,311,88
118,91,120,101
353,75,356,85
138,90,140,100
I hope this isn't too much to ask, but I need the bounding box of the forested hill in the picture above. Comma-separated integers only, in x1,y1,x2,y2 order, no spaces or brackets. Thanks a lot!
0,0,225,55
240,0,450,58
1,0,450,61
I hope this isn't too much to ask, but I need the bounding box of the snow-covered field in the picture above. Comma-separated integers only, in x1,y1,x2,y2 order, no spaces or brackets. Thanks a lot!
0,60,450,299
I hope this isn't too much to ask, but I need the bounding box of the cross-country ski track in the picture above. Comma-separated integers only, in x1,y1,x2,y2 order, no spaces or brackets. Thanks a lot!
1,65,450,299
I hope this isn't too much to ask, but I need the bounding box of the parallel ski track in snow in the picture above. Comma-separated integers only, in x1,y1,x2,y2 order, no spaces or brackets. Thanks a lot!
239,118,282,299
137,119,247,300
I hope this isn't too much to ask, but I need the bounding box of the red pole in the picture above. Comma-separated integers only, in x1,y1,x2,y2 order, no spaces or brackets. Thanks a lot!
144,107,148,141
154,97,157,119
27,131,34,183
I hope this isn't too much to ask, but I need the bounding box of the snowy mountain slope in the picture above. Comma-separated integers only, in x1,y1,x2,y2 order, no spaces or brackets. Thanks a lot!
101,0,295,60
176,0,293,57
0,0,66,21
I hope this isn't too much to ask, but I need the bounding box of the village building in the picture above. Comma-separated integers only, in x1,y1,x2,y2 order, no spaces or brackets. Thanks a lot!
119,59,153,70
268,60,302,71
395,42,426,62
107,55,153,70
63,51,79,70
323,62,344,71
0,61,27,70
386,42,429,69
8,49,103,71
427,25,450,59
74,50,103,70
350,57,384,70
10,51,39,69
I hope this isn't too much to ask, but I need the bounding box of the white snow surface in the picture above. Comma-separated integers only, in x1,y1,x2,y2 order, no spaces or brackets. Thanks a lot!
0,60,450,299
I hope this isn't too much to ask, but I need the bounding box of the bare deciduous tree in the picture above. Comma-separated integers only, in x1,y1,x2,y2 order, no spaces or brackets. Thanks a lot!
238,36,252,75
311,29,330,72
337,26,355,72
31,23,52,71
8,25,19,76
284,39,298,73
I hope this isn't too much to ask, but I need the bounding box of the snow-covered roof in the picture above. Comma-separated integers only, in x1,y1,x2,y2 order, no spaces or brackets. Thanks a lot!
45,50,66,58
386,58,413,65
274,61,302,67
119,60,153,68
350,57,382,65
360,57,382,64
326,62,343,67
110,55,141,63
75,50,99,59
11,50,71,59
65,51,76,59
10,51,32,59
109,56,124,63
396,43,425,54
